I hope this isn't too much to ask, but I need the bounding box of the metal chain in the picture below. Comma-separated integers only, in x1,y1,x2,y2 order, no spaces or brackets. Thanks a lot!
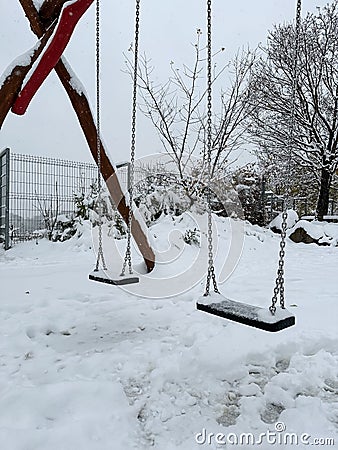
94,0,107,272
121,0,140,276
270,0,302,314
204,0,219,296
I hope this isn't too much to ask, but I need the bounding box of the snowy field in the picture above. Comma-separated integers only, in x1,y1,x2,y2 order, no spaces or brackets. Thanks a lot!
0,215,338,450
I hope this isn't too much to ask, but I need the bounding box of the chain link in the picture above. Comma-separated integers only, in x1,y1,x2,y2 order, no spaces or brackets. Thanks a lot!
270,0,301,314
94,0,107,272
121,0,140,276
204,0,219,296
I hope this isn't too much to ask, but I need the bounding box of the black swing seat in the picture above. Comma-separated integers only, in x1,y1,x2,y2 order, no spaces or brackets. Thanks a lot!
196,294,295,332
89,269,139,286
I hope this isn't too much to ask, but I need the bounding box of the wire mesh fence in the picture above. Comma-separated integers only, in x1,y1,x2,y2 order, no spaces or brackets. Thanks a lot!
0,148,178,249
2,149,130,246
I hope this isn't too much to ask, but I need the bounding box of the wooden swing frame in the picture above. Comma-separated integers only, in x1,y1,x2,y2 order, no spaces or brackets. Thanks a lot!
0,0,155,273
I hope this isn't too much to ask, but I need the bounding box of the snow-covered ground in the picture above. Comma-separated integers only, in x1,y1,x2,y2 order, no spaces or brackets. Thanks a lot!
0,215,337,450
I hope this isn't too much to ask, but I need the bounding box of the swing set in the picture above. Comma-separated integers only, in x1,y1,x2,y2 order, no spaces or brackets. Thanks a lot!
0,0,300,332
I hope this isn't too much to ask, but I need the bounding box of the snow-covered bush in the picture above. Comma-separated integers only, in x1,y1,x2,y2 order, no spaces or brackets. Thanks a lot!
133,167,236,225
231,163,265,225
73,181,129,240
50,214,78,242
73,181,113,223
134,173,192,225
107,212,127,240
32,214,79,243
32,181,128,243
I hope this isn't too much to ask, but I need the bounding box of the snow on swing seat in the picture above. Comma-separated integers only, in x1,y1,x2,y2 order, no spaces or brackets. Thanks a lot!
89,269,139,286
196,293,295,332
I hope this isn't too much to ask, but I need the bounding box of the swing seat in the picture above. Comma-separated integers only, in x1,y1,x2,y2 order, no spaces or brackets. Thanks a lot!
89,269,139,286
196,293,295,332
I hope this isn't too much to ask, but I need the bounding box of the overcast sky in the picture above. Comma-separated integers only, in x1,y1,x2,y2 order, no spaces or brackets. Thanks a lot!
0,0,330,164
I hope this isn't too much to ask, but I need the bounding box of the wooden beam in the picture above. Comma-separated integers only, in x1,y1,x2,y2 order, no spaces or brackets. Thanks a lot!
39,0,69,28
12,0,94,115
0,22,57,129
20,0,46,36
54,60,155,271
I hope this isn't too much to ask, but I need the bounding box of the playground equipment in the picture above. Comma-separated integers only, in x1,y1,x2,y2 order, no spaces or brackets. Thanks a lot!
0,0,300,332
89,0,141,285
196,0,300,332
0,0,155,274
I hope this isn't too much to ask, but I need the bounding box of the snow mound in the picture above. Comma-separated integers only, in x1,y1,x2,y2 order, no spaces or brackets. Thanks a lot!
289,220,338,246
1,214,338,449
269,209,299,233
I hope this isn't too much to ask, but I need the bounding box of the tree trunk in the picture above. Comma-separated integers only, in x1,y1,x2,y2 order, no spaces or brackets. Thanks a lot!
316,167,331,221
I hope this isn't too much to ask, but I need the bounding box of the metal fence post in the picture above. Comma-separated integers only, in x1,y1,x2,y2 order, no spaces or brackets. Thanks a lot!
0,148,10,250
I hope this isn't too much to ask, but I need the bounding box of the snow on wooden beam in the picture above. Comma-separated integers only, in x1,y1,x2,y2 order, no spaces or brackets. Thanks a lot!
19,0,46,37
12,0,94,116
0,21,57,129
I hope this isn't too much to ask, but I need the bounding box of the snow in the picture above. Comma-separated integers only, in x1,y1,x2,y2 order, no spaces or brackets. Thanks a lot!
290,219,338,245
61,57,86,96
18,28,60,98
197,292,294,323
32,0,45,11
269,209,299,231
0,43,41,89
1,215,338,449
56,214,71,223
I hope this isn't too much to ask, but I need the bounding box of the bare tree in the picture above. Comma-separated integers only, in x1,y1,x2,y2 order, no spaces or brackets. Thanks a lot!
125,31,255,204
248,1,338,220
35,181,59,240
207,49,257,177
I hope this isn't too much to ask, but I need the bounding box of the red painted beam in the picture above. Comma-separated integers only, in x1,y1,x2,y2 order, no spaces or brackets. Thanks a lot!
12,0,94,115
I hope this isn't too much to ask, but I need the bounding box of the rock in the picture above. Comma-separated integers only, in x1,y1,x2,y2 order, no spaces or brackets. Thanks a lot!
289,227,317,244
270,226,281,235
289,226,329,246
